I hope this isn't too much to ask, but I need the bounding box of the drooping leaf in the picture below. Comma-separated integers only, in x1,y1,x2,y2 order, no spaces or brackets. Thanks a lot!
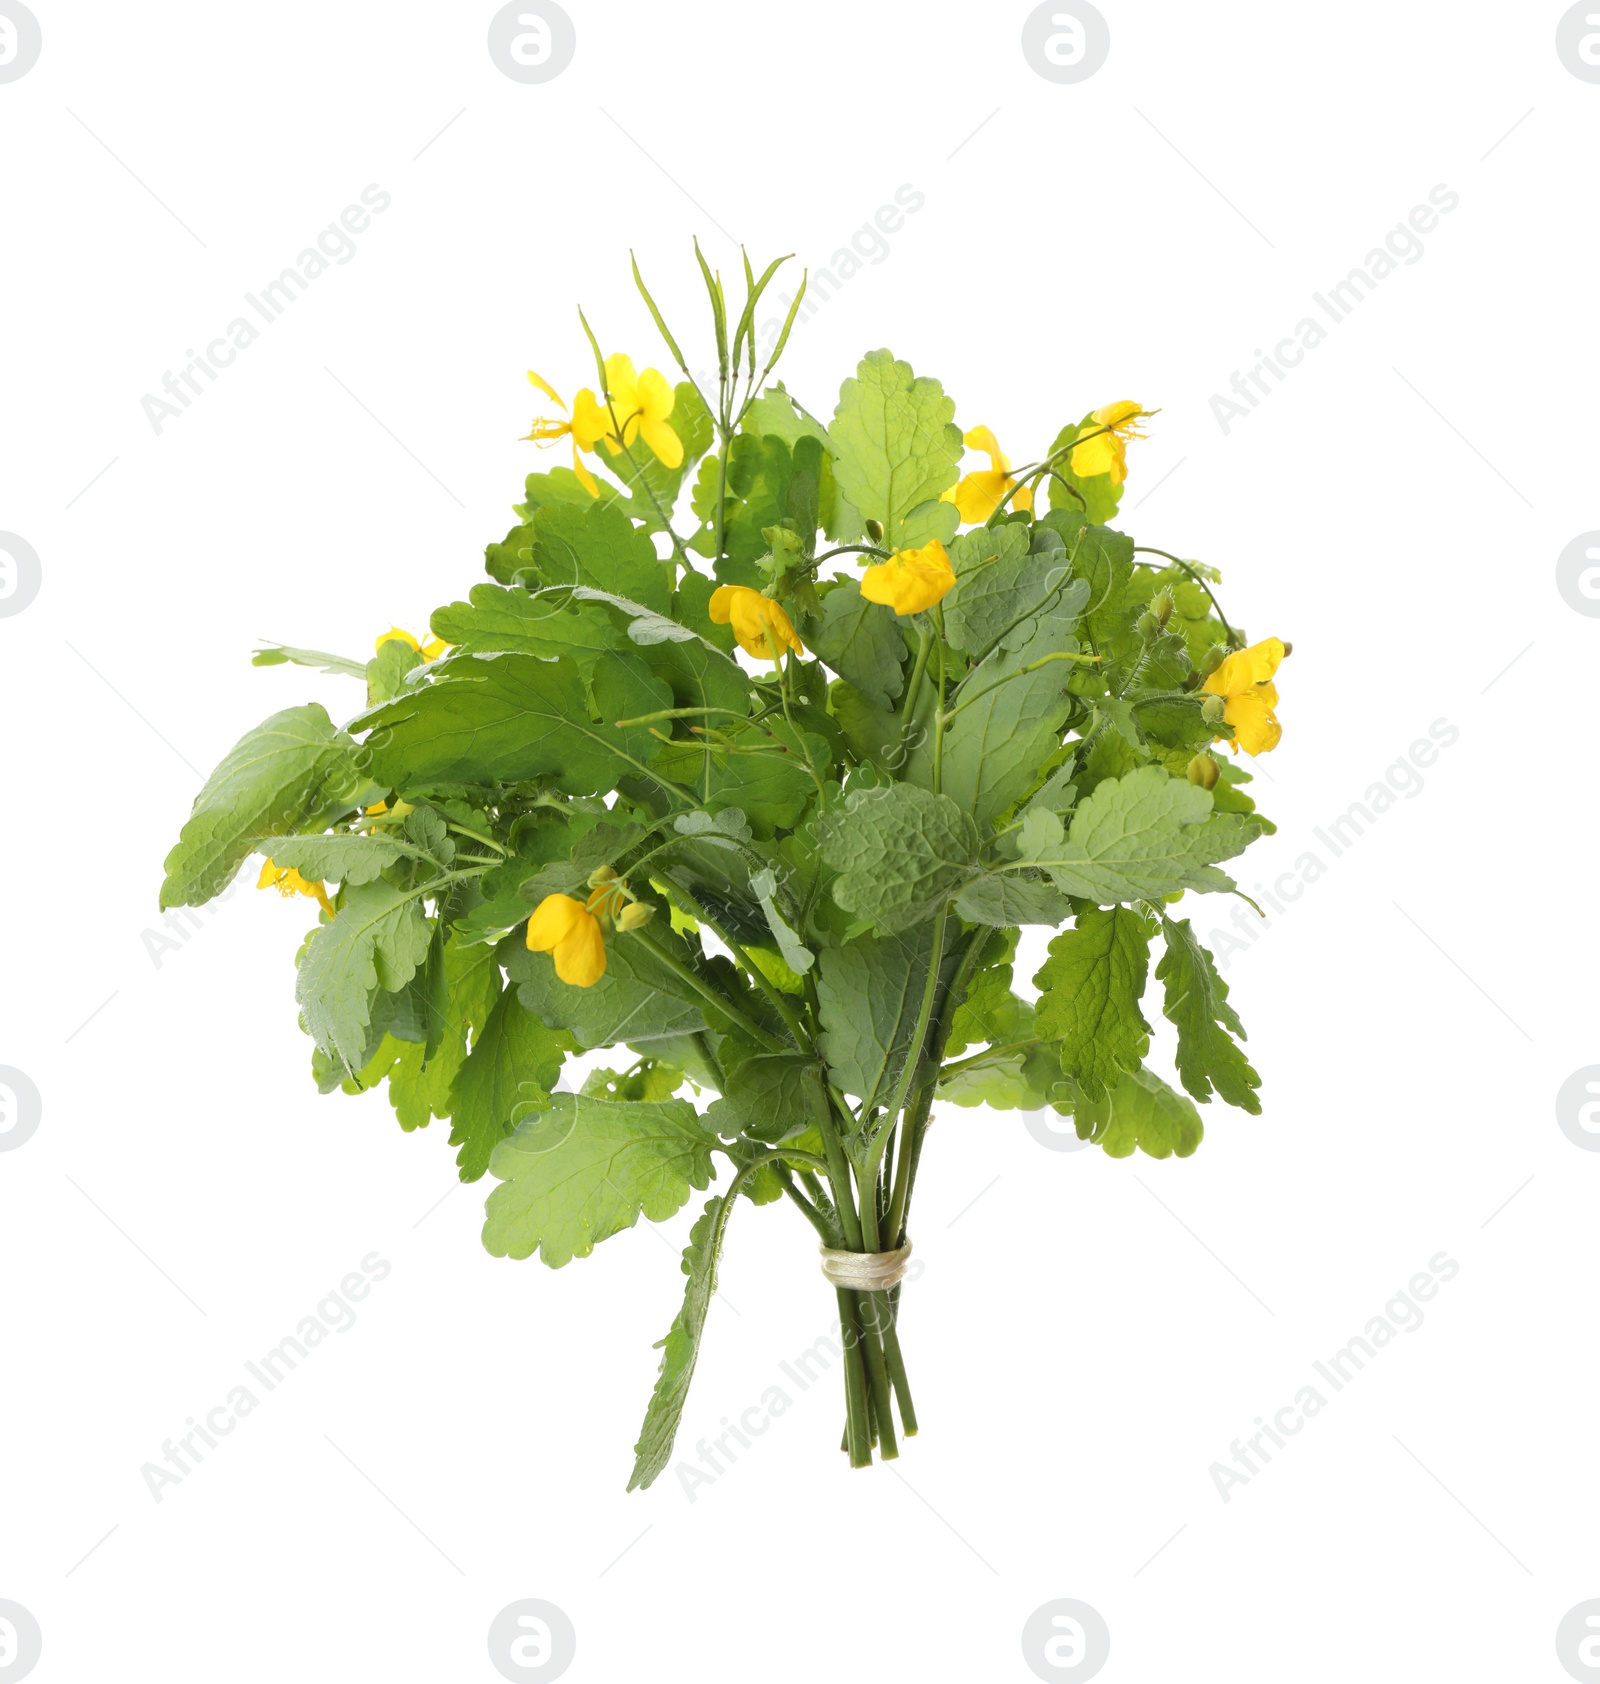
296,878,433,1072
447,990,568,1181
482,1092,721,1267
1084,1065,1204,1159
161,706,361,908
1034,907,1154,1102
628,1194,729,1491
951,872,1073,927
1156,916,1262,1114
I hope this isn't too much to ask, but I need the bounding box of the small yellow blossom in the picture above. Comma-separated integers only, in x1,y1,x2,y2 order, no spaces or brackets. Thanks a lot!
524,369,610,496
941,426,1033,522
1202,637,1287,756
1070,401,1152,485
257,858,333,916
526,893,607,987
859,539,956,616
376,627,449,661
708,585,804,661
594,354,682,470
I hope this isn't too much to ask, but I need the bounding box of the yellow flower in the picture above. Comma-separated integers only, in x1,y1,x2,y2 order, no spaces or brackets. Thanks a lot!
1202,637,1286,756
524,369,609,496
708,585,804,661
526,893,607,987
257,858,333,916
376,626,450,661
594,354,683,470
1070,401,1152,484
859,539,956,616
941,426,1033,522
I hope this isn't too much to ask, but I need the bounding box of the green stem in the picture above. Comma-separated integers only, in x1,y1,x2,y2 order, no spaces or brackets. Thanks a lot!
630,927,786,1053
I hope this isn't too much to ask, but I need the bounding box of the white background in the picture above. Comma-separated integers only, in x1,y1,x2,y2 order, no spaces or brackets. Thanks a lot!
2,2,1595,1680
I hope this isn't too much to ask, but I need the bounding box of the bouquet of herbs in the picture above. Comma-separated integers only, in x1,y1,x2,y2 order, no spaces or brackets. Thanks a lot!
161,247,1287,1486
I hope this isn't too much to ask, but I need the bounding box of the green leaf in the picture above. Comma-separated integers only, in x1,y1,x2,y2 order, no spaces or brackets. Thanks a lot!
946,953,1034,1057
252,644,367,679
256,833,414,886
507,924,714,1047
817,925,935,1112
296,878,433,1072
650,718,826,838
1087,1066,1203,1159
819,784,977,934
747,869,815,975
705,1052,817,1143
827,349,963,549
386,936,503,1128
161,705,360,908
952,872,1073,927
1033,907,1154,1102
943,524,1090,659
366,639,423,705
628,1194,729,1491
351,652,671,793
447,990,568,1181
800,580,906,710
430,583,628,664
1156,916,1262,1114
914,644,1073,830
482,1092,721,1267
1026,765,1262,902
530,498,672,614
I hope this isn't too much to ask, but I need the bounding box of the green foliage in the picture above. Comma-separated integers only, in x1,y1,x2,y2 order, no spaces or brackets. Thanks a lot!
1156,916,1262,1114
482,1093,721,1267
1034,907,1154,1102
828,349,963,549
165,248,1285,1486
161,706,361,908
628,1194,727,1490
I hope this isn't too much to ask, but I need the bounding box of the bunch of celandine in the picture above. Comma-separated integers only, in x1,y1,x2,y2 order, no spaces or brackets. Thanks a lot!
161,246,1288,1485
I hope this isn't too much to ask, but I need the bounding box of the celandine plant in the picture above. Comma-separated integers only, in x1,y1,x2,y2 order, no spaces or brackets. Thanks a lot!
162,247,1290,1486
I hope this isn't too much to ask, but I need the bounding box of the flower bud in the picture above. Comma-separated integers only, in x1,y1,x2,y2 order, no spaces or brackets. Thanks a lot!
1280,640,1293,657
1150,587,1175,626
864,518,885,544
1198,644,1227,679
1186,753,1220,790
586,863,619,888
1136,610,1161,640
614,901,655,932
1200,694,1227,725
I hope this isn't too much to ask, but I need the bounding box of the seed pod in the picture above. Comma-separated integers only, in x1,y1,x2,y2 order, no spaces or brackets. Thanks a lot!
615,901,655,932
864,518,885,544
1186,753,1220,790
1200,694,1227,725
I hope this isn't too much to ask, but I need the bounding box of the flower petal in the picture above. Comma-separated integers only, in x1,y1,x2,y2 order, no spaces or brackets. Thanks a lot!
554,911,607,986
376,626,421,654
1202,638,1285,699
859,540,956,615
526,893,588,953
962,424,1007,474
526,370,568,412
639,412,684,469
1223,688,1282,756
